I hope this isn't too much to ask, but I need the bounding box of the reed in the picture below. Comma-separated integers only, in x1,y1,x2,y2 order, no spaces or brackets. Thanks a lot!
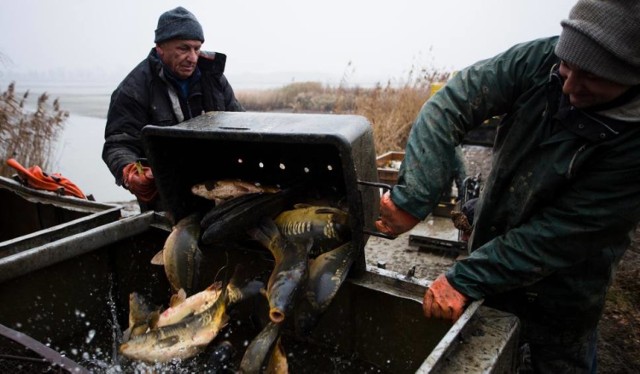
236,67,449,155
0,82,68,177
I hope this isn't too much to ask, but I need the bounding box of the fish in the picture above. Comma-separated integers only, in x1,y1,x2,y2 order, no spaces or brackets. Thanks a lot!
239,321,288,374
122,292,161,343
295,242,356,336
154,282,223,328
265,338,288,374
274,204,351,257
201,188,294,245
151,213,203,295
119,265,262,363
248,218,310,323
200,192,267,228
192,179,280,205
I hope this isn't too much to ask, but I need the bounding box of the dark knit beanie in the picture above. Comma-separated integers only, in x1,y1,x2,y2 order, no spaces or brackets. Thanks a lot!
154,7,204,44
555,0,640,85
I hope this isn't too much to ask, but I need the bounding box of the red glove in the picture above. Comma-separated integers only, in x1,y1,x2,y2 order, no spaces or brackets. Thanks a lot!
375,191,420,236
122,162,158,203
423,274,469,322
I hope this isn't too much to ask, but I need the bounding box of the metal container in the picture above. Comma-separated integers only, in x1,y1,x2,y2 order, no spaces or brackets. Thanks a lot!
0,213,518,373
0,176,121,271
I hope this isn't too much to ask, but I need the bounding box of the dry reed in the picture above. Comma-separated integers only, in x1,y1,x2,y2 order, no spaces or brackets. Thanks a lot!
0,82,68,177
236,66,450,155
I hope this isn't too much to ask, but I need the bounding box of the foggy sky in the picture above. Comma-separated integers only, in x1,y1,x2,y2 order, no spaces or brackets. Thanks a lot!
0,0,577,88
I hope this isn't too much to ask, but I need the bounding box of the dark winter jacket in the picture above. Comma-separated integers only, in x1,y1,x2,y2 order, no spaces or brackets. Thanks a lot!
393,37,640,332
102,48,244,185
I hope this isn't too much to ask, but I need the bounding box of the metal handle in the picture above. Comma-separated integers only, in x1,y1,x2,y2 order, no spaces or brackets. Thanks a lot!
357,179,401,240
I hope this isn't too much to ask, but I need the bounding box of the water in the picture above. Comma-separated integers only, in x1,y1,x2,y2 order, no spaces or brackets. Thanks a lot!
1,80,136,203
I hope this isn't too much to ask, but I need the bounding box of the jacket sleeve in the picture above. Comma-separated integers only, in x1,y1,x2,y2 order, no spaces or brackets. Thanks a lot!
391,38,558,219
102,86,149,186
448,154,640,300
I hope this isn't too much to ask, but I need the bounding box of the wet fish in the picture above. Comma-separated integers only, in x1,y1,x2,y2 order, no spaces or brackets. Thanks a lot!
239,321,288,374
151,213,203,295
275,204,350,257
200,192,266,228
202,189,293,245
119,265,262,363
295,242,356,336
248,218,310,323
192,179,280,205
265,338,288,374
155,282,223,328
122,292,161,343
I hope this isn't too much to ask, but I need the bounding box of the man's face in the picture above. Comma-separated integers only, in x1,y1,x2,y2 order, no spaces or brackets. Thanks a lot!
559,61,631,109
156,39,202,79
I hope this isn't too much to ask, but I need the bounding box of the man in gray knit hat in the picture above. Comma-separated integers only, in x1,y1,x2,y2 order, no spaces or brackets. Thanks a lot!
102,6,244,210
376,0,639,372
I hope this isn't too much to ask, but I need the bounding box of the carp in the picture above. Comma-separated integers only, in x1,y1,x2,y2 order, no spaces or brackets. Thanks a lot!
192,179,280,205
155,282,223,328
119,265,262,363
122,292,161,343
274,204,351,257
201,189,293,245
151,213,203,295
239,321,288,374
295,242,356,336
249,219,310,323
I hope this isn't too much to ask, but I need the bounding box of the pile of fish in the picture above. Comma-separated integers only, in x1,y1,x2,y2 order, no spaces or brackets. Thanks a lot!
118,179,357,371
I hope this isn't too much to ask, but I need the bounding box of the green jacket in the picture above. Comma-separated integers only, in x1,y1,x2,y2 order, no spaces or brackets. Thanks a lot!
393,37,640,330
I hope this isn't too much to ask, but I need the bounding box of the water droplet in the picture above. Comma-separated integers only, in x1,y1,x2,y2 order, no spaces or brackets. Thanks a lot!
85,329,96,344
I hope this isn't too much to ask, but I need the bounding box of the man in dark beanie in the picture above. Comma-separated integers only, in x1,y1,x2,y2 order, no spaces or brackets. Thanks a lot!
102,6,244,210
376,0,640,372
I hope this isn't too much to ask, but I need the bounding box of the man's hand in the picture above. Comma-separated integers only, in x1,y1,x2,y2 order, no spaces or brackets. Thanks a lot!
375,191,420,236
423,274,469,322
123,162,158,203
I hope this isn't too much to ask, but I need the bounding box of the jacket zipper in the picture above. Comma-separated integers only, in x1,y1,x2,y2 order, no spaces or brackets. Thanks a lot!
567,144,587,179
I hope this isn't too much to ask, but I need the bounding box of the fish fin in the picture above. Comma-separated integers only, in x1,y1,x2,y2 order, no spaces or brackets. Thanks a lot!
150,249,164,265
122,327,132,343
314,207,345,215
157,335,181,348
147,311,160,330
169,289,187,307
226,264,265,305
207,281,224,292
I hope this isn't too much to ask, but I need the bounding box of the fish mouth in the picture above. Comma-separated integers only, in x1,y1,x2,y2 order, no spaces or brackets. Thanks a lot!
269,308,286,323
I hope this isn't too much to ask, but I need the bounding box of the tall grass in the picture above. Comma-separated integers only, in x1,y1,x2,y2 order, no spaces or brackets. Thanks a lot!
236,67,449,154
0,82,68,177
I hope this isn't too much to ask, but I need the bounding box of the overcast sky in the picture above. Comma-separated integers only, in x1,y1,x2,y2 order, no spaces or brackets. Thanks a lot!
0,0,577,88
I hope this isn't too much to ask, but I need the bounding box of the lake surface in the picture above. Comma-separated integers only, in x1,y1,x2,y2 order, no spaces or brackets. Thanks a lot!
3,80,134,203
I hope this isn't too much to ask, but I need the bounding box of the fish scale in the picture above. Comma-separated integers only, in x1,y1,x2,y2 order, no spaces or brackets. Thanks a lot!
274,205,351,257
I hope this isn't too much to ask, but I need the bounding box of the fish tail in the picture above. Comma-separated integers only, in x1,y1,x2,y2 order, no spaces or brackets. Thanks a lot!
226,264,264,305
249,219,284,260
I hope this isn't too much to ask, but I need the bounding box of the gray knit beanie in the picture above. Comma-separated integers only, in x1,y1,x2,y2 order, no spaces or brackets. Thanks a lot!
154,7,204,44
555,0,640,85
